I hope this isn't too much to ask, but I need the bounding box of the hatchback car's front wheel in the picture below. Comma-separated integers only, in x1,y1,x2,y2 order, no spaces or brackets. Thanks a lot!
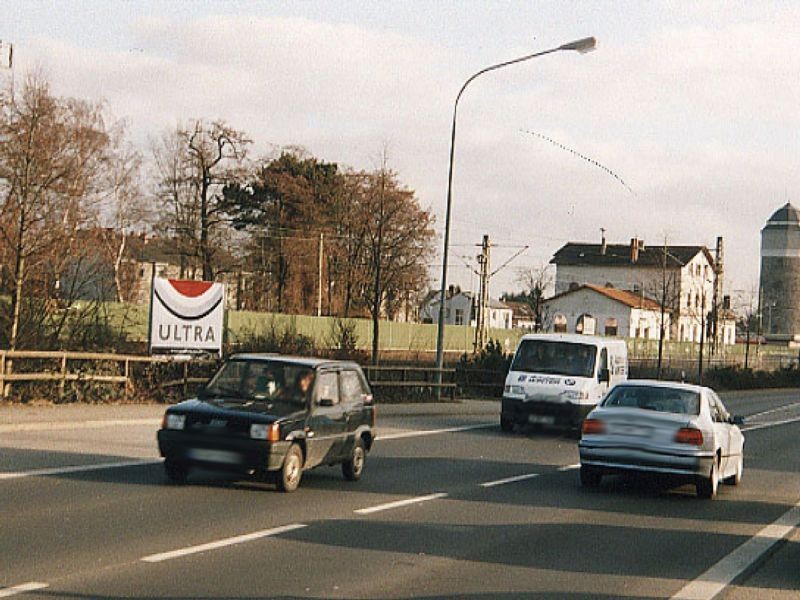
278,444,304,492
164,458,189,484
342,438,366,481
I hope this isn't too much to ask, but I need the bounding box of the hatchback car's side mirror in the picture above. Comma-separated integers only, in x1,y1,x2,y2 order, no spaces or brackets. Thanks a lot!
730,415,745,426
598,368,610,383
318,398,335,407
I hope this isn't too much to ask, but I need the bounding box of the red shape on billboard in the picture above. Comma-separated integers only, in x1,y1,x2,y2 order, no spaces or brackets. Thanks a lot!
168,279,214,298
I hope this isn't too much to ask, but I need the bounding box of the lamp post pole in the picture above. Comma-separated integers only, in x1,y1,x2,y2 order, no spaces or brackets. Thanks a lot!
434,37,597,389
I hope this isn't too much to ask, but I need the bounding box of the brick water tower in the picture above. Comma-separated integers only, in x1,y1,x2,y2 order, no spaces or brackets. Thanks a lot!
759,202,800,344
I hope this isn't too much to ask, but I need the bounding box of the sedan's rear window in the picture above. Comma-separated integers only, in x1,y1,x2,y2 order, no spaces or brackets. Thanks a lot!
603,385,700,415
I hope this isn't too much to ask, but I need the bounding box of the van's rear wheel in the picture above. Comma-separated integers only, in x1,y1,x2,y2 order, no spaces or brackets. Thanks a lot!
500,415,515,433
164,458,189,484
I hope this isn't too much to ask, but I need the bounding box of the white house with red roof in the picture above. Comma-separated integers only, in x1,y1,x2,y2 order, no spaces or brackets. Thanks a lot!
541,283,671,340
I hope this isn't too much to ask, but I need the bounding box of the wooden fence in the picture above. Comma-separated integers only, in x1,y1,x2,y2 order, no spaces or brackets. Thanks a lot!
0,351,485,402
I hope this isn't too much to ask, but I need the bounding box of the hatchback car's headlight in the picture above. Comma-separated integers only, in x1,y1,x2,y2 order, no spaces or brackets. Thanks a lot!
165,414,186,430
250,423,280,441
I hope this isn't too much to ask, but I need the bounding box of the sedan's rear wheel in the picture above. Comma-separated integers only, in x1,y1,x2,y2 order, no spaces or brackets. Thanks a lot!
579,465,602,488
697,458,719,499
342,438,366,481
278,444,303,492
164,458,189,484
725,455,743,486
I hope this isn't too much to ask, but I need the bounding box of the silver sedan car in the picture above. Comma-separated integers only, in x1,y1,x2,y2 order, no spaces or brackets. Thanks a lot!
578,380,745,499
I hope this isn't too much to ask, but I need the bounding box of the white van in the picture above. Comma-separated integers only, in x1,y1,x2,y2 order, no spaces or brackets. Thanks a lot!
501,333,627,431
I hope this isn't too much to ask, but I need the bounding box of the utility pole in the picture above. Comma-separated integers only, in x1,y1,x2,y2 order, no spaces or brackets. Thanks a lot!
698,288,706,384
317,232,324,317
656,237,668,379
473,235,491,352
711,236,724,355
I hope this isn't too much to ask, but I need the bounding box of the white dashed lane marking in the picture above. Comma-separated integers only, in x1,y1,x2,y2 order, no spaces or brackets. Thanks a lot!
354,493,448,515
480,473,540,487
0,460,161,481
0,582,49,598
141,523,308,563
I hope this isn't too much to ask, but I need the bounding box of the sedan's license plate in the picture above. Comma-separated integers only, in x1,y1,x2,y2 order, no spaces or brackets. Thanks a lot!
610,424,650,437
187,448,242,464
529,414,555,425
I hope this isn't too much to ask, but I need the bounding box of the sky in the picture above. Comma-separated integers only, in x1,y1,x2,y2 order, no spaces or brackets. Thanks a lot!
4,0,800,309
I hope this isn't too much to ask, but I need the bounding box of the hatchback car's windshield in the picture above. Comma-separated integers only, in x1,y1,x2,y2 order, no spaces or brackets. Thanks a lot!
203,359,314,411
603,385,700,415
510,340,597,378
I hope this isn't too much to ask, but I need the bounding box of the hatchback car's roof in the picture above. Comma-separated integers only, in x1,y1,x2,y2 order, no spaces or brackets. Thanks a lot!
615,379,707,394
227,353,361,370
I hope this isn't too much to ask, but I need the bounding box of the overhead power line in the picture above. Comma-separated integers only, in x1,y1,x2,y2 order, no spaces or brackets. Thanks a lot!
520,129,635,196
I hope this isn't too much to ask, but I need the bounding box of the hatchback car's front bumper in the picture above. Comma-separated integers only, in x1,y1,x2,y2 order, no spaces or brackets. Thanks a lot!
158,429,290,474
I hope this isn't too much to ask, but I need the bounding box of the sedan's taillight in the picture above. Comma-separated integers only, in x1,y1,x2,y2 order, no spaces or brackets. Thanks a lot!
675,427,704,445
581,419,606,436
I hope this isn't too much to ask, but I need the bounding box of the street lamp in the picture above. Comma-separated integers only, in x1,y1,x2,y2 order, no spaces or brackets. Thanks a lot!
434,37,597,382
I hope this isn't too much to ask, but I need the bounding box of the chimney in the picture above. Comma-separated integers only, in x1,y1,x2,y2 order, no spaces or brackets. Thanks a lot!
600,228,607,255
448,284,455,298
630,238,639,263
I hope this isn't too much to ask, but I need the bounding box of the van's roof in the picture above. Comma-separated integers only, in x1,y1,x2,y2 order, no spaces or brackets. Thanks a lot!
517,333,627,347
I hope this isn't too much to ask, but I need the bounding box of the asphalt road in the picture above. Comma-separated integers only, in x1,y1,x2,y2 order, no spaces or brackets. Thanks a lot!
0,391,798,599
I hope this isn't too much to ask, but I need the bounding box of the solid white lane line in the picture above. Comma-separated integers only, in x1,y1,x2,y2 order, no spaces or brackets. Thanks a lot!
355,493,448,515
742,415,800,432
480,473,539,488
141,523,307,563
0,582,49,598
671,502,800,600
558,463,581,471
0,418,160,433
0,459,161,481
377,423,494,441
746,400,800,419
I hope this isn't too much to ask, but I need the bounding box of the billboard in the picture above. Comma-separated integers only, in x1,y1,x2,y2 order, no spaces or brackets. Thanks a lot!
149,278,225,355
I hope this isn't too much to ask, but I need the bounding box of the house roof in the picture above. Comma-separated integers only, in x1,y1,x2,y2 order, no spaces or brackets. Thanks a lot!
421,289,510,311
503,301,536,319
544,283,664,312
550,242,713,269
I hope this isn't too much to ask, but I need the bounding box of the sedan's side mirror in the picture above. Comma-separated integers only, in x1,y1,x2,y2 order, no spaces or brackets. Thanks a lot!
598,368,610,383
318,398,335,407
730,415,745,426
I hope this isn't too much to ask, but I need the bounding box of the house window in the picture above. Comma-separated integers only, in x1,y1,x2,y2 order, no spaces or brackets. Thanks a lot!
455,308,464,325
553,314,567,333
445,307,451,320
604,318,618,336
576,314,595,335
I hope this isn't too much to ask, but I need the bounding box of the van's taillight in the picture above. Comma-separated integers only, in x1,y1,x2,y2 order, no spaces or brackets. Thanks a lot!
581,419,606,436
675,427,703,445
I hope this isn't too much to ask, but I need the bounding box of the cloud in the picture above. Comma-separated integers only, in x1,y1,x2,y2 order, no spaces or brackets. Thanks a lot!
11,12,800,295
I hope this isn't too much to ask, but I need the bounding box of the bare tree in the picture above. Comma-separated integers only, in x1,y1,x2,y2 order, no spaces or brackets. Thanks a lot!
357,167,435,364
0,73,111,350
152,120,250,280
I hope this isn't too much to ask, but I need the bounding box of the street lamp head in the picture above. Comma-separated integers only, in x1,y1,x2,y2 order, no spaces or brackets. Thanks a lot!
559,36,597,54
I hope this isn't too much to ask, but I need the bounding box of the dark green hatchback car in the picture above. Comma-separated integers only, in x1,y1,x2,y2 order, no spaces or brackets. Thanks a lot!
157,354,375,492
